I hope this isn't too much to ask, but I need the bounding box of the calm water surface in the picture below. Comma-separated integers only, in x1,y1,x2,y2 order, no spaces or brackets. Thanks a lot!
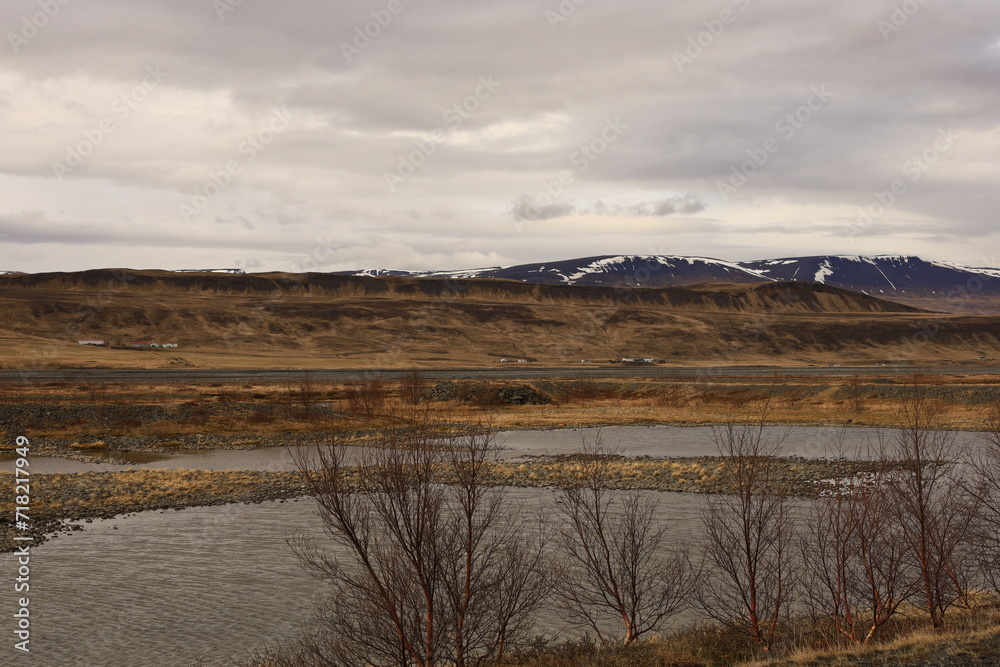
1,489,710,667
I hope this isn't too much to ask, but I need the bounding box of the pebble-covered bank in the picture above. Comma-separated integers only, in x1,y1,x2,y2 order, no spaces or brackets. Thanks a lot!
0,456,895,552
482,454,888,496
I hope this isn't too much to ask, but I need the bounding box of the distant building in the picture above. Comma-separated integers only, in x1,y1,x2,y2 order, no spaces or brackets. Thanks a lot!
622,357,654,363
129,342,151,348
78,339,106,346
516,358,528,363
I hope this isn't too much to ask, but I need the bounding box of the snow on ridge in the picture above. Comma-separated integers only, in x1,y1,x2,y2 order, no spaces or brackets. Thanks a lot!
349,254,1000,286
558,255,733,281
928,260,1000,279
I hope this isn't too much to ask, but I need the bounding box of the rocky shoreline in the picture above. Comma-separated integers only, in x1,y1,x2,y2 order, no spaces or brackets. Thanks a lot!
0,454,890,552
485,454,887,496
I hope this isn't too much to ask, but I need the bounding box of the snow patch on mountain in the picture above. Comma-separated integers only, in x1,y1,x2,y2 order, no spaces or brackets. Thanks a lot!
813,260,834,284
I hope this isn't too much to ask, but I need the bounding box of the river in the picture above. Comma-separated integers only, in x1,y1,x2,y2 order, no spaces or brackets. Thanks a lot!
0,425,988,666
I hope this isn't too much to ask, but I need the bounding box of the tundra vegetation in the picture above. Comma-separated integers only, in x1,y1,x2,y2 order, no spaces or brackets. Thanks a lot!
245,386,1000,666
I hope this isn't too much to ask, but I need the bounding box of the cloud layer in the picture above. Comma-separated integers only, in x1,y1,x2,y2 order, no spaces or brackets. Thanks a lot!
0,0,997,272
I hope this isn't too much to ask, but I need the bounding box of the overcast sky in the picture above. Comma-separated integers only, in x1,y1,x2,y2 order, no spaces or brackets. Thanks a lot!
0,0,997,273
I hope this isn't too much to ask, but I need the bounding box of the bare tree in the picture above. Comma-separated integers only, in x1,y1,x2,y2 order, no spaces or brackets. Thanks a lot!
553,437,698,646
800,453,918,644
845,376,866,414
964,400,1000,595
699,401,796,652
400,369,426,406
289,415,550,666
345,377,387,418
887,384,978,628
298,371,319,422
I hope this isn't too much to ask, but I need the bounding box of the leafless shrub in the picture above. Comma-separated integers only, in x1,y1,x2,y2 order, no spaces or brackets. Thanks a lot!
887,384,978,628
247,403,277,425
699,400,796,652
298,372,319,422
845,377,866,414
288,416,551,666
800,454,918,645
345,377,387,418
400,369,426,406
964,401,1000,595
553,437,698,646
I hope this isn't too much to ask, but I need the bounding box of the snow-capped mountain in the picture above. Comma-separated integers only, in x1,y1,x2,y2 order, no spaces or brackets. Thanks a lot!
342,254,1000,313
743,255,1000,301
364,255,769,287
348,255,772,287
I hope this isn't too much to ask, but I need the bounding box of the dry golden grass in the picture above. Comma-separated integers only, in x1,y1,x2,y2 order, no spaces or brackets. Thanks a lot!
7,375,1000,446
741,617,1000,667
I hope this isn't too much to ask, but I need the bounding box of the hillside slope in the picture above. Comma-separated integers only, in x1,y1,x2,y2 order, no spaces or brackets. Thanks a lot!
0,270,997,369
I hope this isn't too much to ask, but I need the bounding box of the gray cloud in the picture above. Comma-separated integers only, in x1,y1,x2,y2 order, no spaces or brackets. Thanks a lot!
509,196,575,222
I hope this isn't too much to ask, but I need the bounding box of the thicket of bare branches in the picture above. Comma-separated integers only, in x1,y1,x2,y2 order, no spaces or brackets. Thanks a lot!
553,437,698,646
287,415,550,667
800,461,917,644
699,402,796,652
886,387,978,628
966,401,1000,595
798,388,983,640
345,377,387,417
278,372,321,422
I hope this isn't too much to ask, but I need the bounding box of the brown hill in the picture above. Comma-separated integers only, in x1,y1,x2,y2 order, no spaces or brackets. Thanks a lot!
0,269,997,369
